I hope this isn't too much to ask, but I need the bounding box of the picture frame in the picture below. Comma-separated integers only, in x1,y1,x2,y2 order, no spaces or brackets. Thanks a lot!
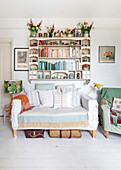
99,46,115,63
14,48,29,71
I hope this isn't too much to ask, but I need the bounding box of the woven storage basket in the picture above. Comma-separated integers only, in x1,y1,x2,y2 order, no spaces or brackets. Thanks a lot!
49,130,60,138
61,130,71,138
71,130,82,138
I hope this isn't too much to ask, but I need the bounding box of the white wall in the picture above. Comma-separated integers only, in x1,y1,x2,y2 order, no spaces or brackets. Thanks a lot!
0,18,121,98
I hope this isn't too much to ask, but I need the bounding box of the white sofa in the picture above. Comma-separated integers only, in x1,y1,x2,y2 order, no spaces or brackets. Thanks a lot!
11,84,98,138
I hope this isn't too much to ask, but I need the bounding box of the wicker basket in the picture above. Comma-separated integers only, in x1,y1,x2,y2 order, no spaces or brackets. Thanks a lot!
71,130,81,138
61,130,71,138
49,130,60,138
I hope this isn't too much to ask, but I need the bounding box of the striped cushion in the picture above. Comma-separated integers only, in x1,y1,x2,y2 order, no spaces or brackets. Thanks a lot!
54,91,73,109
27,90,40,106
61,88,81,107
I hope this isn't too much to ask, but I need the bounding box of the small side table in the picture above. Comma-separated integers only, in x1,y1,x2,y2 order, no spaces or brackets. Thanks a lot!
4,104,10,124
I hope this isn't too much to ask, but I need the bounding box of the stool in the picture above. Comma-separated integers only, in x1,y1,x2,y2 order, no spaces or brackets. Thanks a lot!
4,104,10,124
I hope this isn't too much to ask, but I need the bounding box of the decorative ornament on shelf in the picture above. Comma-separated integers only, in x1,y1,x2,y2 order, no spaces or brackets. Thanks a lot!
77,21,94,37
46,24,55,37
54,30,64,37
64,28,75,37
27,19,42,37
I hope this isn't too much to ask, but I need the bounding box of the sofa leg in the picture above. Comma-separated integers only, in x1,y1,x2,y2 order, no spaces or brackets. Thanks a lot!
92,130,96,138
106,131,109,139
13,130,17,138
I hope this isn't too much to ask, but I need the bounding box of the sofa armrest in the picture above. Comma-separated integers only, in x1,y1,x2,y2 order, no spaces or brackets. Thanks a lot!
81,94,98,129
101,100,111,131
11,99,21,130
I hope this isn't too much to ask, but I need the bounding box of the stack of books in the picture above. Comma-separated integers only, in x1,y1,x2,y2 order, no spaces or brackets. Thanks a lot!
38,48,70,58
39,60,75,71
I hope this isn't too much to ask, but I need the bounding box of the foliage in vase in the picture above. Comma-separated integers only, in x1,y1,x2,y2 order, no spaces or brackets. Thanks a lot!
46,24,55,33
54,30,64,37
64,28,75,36
27,19,42,33
77,21,94,34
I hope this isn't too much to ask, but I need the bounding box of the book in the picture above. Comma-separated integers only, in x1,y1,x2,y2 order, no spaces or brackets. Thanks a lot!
41,48,45,57
41,61,45,70
39,63,41,70
52,49,55,58
76,47,79,58
46,47,48,57
59,61,61,70
70,47,72,58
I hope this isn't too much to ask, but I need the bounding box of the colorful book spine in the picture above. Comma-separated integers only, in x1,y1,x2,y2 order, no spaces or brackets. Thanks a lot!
66,62,68,70
59,61,61,70
72,49,75,58
47,47,48,57
39,63,41,70
39,49,41,57
41,61,45,70
63,61,66,70
70,47,72,58
44,47,46,57
56,62,58,70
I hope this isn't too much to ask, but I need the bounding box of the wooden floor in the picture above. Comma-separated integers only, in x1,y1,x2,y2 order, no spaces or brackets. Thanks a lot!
0,117,121,170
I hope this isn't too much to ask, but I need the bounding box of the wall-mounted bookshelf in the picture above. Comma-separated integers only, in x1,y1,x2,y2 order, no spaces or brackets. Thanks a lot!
29,37,91,82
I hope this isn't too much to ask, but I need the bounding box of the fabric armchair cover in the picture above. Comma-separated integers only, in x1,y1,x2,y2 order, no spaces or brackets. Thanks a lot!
100,88,121,134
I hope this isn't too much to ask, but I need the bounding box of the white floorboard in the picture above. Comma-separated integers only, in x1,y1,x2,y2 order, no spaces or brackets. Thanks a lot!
0,117,121,170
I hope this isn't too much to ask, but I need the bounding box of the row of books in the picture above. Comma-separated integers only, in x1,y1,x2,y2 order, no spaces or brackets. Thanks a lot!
38,60,77,71
38,47,81,58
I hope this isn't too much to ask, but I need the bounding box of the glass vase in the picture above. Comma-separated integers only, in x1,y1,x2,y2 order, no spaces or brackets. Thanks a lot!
31,31,37,37
49,33,52,37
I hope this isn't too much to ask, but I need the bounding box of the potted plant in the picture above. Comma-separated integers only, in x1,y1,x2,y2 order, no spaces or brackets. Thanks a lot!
46,24,55,37
27,19,42,37
77,21,94,37
64,28,75,37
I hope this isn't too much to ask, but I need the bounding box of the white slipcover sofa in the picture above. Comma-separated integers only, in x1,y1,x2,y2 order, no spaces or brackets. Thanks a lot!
11,84,98,138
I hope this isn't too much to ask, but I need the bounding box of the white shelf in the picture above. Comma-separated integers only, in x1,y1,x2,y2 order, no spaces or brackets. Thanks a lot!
81,46,90,50
29,37,91,81
81,54,90,57
29,62,38,65
29,54,38,57
29,47,38,50
29,79,87,81
38,57,81,60
29,37,91,41
39,45,81,47
81,62,91,65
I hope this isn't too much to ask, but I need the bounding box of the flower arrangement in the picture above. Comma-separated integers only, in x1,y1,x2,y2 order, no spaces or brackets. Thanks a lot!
54,30,64,37
64,28,75,36
77,21,94,34
27,19,42,37
104,51,112,58
46,24,55,34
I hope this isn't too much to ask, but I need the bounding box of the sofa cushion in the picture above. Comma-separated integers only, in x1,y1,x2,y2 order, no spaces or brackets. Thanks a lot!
59,87,81,107
56,84,75,92
18,106,88,124
27,90,40,106
38,90,54,108
54,91,73,109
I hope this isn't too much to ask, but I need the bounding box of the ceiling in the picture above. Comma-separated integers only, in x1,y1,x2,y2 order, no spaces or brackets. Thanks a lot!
0,0,120,18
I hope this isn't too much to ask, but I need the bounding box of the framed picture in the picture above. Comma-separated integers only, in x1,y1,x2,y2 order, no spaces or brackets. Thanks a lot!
14,48,29,71
99,46,115,63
